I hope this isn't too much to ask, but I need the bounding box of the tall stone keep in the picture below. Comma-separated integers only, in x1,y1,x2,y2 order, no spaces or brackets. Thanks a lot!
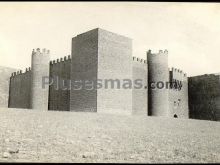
147,50,169,116
30,48,50,110
70,28,132,114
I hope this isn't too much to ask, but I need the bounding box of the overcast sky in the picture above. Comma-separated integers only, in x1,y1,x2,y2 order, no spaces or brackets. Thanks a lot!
0,2,219,76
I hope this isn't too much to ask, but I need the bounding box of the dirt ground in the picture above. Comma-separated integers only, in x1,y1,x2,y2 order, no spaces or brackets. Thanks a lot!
0,108,219,163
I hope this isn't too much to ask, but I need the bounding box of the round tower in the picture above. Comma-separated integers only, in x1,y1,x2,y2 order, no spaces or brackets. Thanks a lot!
147,49,169,116
30,48,50,110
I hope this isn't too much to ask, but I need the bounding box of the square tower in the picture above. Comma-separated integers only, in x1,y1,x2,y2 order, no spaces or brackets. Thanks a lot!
70,28,132,114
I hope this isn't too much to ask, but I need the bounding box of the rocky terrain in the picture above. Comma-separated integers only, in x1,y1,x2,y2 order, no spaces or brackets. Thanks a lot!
0,108,219,163
0,66,17,107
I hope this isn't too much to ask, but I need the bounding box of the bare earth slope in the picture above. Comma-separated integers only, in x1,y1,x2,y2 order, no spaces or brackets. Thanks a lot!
0,108,219,163
0,66,17,107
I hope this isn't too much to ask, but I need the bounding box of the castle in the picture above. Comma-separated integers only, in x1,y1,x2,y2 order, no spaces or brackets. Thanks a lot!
8,28,189,118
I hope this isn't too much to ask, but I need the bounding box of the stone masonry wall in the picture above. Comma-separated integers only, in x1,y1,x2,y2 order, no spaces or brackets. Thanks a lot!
48,56,71,111
188,74,220,121
169,68,189,119
97,28,132,114
8,69,32,109
70,29,98,112
132,57,148,115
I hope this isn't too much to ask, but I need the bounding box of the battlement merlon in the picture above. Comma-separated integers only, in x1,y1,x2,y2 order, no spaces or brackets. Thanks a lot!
50,55,72,65
24,67,31,73
10,66,32,78
147,49,169,56
32,48,50,56
132,56,146,63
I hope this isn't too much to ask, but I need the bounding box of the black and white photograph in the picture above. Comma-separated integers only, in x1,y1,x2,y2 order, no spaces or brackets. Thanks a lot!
0,2,219,163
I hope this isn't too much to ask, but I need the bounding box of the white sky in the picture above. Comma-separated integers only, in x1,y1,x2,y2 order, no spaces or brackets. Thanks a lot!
0,2,220,76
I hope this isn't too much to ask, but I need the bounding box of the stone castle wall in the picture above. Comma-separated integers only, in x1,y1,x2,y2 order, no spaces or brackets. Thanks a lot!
188,74,220,121
69,28,133,114
97,29,132,114
48,56,71,111
8,56,148,115
132,57,148,115
8,56,72,111
168,68,189,118
70,29,98,112
8,28,191,120
8,56,189,118
8,69,32,109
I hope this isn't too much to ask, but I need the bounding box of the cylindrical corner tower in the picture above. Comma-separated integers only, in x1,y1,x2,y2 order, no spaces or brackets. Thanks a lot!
30,48,50,110
147,49,169,116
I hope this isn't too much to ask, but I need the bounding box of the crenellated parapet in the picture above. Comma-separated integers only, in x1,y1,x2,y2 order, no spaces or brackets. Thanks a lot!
32,48,50,56
147,49,168,56
170,67,187,82
169,67,188,91
132,56,147,64
11,71,21,77
50,55,71,65
10,67,31,78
